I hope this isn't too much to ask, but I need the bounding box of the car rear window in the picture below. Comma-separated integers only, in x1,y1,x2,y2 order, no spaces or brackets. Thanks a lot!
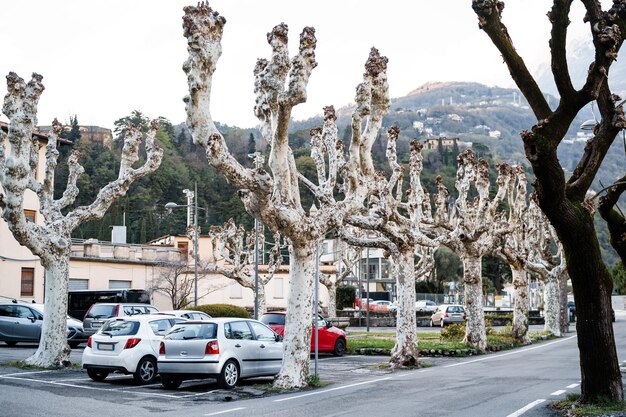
86,305,116,319
165,323,217,340
260,313,285,326
100,319,140,336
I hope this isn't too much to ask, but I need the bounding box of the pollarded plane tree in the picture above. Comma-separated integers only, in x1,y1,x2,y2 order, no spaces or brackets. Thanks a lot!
341,130,439,368
0,73,163,367
525,197,569,336
433,150,512,351
181,3,389,388
472,0,624,401
494,165,533,344
208,219,284,317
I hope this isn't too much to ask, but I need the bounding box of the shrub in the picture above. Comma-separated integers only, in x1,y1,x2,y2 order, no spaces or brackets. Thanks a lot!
191,304,250,318
337,285,357,310
440,322,465,341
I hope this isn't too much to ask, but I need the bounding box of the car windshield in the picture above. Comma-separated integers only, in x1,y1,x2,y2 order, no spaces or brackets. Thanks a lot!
100,320,140,336
86,305,116,319
165,323,217,340
260,313,285,326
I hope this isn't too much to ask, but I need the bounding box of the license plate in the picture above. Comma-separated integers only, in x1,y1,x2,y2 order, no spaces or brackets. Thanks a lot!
91,322,102,329
98,343,114,351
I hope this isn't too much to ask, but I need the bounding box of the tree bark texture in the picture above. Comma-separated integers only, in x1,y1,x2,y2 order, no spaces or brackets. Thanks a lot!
510,267,530,344
390,250,419,368
543,273,561,336
461,256,487,350
273,242,315,388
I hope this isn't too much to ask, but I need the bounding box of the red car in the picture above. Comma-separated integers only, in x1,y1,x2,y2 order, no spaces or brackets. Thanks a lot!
260,311,347,356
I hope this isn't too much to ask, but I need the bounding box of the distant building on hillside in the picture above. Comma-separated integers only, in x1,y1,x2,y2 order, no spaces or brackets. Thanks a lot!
425,137,458,151
38,124,114,148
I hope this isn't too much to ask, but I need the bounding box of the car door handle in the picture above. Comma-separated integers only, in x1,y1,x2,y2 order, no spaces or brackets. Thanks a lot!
235,344,241,348
260,344,266,349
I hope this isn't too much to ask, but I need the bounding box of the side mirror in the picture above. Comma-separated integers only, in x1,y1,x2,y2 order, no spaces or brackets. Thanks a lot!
275,334,283,342
28,316,37,323
325,321,332,329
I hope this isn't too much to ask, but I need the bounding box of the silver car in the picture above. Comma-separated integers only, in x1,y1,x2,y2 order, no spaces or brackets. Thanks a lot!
430,304,466,327
158,318,283,389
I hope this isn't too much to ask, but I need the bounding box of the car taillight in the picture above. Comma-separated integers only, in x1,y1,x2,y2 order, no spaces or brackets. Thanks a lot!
205,340,219,355
87,336,92,348
84,305,93,321
124,338,141,349
444,313,449,318
159,341,165,355
113,305,120,316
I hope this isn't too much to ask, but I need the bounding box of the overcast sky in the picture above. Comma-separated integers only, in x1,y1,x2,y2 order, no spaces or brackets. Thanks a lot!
0,1,596,130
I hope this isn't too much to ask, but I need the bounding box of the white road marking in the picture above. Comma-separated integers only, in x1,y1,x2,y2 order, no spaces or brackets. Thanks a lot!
0,375,181,398
0,370,55,377
444,336,576,369
505,399,546,417
551,390,566,396
274,377,392,402
204,407,246,416
566,383,579,389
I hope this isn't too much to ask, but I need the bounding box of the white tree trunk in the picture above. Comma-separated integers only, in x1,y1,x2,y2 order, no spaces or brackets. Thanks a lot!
25,253,71,366
543,275,561,336
390,250,419,367
326,281,337,318
510,267,530,344
461,256,487,350
256,283,267,317
273,242,315,388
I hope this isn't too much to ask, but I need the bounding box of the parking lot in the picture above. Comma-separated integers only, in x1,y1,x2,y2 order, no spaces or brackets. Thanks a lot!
0,343,409,412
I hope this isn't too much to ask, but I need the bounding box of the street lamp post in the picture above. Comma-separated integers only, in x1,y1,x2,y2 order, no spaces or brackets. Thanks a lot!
165,182,205,307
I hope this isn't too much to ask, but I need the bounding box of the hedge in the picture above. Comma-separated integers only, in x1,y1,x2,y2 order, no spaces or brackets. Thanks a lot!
190,304,250,318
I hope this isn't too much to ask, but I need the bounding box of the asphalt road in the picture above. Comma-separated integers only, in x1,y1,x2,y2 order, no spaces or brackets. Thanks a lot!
0,317,624,417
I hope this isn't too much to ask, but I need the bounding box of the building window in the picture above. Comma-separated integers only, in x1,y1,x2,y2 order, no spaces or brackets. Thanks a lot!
229,283,242,299
24,209,36,223
109,280,132,290
21,268,34,297
274,278,284,299
69,279,89,291
177,242,189,260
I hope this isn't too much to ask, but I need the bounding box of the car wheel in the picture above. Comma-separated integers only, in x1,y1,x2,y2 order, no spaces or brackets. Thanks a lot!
440,320,445,328
161,375,182,390
87,369,109,382
134,356,157,384
5,341,17,347
69,341,80,349
429,320,434,327
218,359,239,389
333,338,346,357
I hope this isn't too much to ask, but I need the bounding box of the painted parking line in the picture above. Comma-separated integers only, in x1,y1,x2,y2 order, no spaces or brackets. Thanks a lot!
550,390,566,396
178,389,219,398
274,376,392,403
566,383,579,389
204,407,246,416
0,370,55,377
505,399,546,417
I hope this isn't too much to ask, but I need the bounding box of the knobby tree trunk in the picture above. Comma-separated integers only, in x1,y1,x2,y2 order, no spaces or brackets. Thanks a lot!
558,271,569,335
27,252,72,366
543,274,561,336
510,267,530,344
274,242,315,388
390,250,419,368
461,256,487,350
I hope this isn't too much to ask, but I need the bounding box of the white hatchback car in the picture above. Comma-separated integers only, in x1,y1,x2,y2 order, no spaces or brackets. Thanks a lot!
82,315,185,384
158,318,283,389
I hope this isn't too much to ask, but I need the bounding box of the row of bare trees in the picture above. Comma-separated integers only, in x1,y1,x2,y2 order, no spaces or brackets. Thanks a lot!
0,0,622,404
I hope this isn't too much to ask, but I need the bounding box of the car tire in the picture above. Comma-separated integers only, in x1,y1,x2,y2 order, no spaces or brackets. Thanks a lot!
161,375,182,390
69,341,80,349
133,356,157,384
87,368,109,382
429,320,434,327
333,338,346,357
5,341,17,347
218,359,239,389
440,320,445,328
